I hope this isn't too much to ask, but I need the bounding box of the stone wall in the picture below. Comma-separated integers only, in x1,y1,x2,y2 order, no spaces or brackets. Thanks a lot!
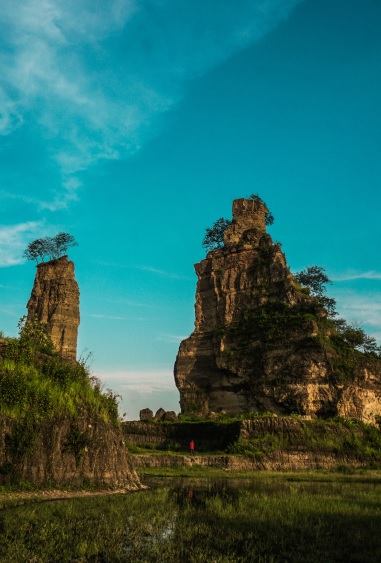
123,421,241,451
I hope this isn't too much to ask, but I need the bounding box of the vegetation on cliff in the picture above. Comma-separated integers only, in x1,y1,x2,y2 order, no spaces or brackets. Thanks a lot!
176,196,381,420
0,317,128,487
124,414,381,467
0,317,119,425
226,263,381,386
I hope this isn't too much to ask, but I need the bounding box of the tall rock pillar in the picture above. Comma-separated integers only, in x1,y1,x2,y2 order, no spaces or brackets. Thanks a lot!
26,256,80,359
174,197,381,424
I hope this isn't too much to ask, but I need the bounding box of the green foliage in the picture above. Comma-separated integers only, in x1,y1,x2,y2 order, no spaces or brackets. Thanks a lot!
295,265,331,295
5,418,38,462
0,350,121,475
0,351,120,425
295,265,337,317
333,319,381,355
291,268,381,370
223,417,381,460
23,232,78,263
64,426,92,466
17,315,55,355
1,475,381,562
202,217,232,251
234,300,319,347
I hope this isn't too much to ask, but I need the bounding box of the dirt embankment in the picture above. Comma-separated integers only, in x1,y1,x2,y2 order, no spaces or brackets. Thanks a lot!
0,415,142,490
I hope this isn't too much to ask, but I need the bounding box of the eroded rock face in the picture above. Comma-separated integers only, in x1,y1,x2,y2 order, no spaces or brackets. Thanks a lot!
26,256,80,359
174,198,381,424
0,415,142,489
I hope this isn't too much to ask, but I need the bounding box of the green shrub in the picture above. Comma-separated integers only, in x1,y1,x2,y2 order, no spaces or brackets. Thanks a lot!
0,353,120,425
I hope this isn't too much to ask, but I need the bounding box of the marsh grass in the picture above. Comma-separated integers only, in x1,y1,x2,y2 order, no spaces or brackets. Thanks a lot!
0,473,380,562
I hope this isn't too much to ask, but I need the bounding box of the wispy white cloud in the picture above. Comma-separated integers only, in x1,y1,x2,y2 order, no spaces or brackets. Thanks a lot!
95,367,180,419
89,313,146,321
0,0,303,209
332,271,381,282
135,265,190,280
92,260,190,280
0,189,75,213
0,222,45,266
156,333,187,344
97,368,176,391
0,305,21,317
334,291,381,340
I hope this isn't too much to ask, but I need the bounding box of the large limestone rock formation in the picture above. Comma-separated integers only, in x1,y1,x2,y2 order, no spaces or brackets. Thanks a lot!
26,256,80,359
174,198,381,424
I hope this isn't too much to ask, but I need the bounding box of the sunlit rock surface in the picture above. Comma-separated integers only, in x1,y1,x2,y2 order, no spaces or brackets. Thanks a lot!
174,198,381,424
26,256,80,359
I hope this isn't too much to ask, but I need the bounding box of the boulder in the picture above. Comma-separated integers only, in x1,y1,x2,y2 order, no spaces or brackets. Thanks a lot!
154,408,166,421
162,411,178,422
139,408,154,422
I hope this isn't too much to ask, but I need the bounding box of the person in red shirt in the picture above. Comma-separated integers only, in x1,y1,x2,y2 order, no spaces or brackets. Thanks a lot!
190,440,195,456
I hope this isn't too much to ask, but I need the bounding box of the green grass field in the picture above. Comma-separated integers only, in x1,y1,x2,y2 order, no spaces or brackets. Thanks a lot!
0,471,380,562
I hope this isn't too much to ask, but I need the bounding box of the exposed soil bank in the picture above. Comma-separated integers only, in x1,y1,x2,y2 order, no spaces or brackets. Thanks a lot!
0,415,142,490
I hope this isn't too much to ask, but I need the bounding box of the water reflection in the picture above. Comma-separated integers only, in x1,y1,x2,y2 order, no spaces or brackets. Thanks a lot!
145,477,241,509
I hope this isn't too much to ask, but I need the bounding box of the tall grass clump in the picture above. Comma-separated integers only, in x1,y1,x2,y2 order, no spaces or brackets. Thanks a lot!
0,324,120,426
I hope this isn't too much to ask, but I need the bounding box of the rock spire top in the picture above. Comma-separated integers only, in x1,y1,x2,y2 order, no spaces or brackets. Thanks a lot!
26,256,80,359
224,197,269,247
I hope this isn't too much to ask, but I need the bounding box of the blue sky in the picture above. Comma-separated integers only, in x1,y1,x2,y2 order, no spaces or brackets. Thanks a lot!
1,0,380,420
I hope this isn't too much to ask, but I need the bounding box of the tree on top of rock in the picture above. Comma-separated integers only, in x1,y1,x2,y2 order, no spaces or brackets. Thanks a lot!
248,194,274,226
202,195,274,252
24,232,78,263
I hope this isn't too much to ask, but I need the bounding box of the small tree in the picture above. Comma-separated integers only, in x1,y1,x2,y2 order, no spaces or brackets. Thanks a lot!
202,218,232,252
50,232,78,259
333,319,381,355
296,267,380,355
17,315,55,354
23,232,78,263
295,265,337,317
23,238,50,263
295,265,331,296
